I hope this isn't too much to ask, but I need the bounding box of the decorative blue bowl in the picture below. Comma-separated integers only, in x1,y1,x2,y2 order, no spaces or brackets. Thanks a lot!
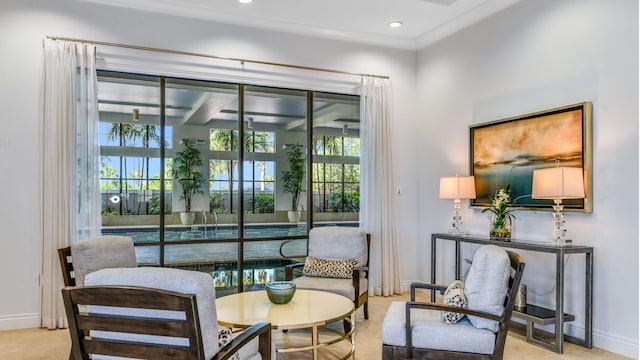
265,282,296,304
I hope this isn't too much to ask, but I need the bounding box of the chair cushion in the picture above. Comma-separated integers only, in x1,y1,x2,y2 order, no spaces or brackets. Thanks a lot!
464,245,511,332
442,280,467,324
85,267,218,359
308,227,368,267
382,301,496,355
303,256,360,279
292,275,368,299
70,235,136,286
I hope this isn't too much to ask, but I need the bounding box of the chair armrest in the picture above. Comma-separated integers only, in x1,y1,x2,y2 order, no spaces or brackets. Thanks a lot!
213,322,272,360
352,266,368,279
410,282,447,301
351,266,369,297
284,262,305,281
406,301,502,322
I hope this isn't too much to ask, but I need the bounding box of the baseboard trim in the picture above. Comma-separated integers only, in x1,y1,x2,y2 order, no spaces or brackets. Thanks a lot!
400,280,413,293
0,313,40,330
567,323,638,359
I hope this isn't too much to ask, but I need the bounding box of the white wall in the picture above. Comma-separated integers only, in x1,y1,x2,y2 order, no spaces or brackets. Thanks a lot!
0,0,637,358
416,0,638,357
0,0,419,330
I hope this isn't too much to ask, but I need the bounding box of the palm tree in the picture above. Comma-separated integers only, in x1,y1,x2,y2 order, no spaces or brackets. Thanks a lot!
312,135,341,212
106,123,163,214
211,129,237,213
251,132,272,191
210,129,273,213
99,158,119,190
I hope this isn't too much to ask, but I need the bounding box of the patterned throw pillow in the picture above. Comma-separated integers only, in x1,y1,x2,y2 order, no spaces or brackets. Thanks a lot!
218,327,240,360
302,257,360,279
442,280,467,324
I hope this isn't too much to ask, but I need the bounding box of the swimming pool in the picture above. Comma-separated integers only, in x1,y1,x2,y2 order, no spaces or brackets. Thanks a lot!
102,223,310,243
102,223,357,268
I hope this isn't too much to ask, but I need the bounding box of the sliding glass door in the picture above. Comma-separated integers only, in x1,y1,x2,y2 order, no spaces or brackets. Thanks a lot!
97,72,165,266
97,71,360,296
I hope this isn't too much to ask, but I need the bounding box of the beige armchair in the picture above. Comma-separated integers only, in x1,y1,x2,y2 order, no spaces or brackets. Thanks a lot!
381,245,525,359
285,226,370,320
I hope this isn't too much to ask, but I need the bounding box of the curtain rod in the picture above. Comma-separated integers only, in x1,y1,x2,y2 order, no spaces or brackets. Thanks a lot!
47,36,389,80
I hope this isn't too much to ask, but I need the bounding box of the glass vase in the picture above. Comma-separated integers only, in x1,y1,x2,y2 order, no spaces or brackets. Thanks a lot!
488,215,512,241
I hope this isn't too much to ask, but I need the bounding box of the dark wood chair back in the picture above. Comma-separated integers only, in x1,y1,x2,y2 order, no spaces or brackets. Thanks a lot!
492,251,526,358
63,285,272,360
58,246,75,287
63,285,205,359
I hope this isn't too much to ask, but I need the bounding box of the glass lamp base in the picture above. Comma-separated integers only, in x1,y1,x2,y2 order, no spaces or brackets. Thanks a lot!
449,229,468,235
549,238,573,246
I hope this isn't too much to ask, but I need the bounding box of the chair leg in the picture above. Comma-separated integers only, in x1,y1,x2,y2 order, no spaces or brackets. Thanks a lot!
343,319,352,334
364,302,369,319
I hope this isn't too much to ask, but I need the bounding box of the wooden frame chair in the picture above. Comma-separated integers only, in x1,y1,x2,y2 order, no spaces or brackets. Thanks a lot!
58,246,75,287
63,285,271,360
284,227,371,320
382,248,525,360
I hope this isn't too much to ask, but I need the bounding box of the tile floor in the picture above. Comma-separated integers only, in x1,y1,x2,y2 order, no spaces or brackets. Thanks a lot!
0,293,631,360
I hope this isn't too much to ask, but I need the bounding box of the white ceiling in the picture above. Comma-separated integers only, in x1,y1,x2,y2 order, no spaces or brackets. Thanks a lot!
82,0,521,50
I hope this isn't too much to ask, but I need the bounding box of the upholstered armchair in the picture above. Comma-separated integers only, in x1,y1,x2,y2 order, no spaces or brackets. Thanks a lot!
285,226,370,320
64,267,272,360
382,245,525,359
58,235,137,286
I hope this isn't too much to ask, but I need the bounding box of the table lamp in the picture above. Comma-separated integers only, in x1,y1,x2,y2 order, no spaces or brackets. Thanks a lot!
439,176,476,235
531,166,585,245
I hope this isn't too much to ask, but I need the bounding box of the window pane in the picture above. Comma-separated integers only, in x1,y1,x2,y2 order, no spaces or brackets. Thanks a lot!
210,129,236,151
312,92,360,225
247,131,275,153
344,137,360,157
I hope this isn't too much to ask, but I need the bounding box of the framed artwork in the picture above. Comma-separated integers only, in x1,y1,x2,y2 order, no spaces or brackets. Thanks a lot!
469,102,592,212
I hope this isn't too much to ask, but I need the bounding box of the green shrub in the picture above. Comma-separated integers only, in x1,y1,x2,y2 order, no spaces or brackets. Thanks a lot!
250,193,274,213
327,191,360,212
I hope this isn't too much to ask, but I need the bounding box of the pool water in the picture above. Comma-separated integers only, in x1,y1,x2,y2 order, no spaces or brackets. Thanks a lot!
103,224,309,243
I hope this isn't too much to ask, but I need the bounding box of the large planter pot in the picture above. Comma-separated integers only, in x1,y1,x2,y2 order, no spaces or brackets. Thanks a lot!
287,210,301,223
180,211,196,225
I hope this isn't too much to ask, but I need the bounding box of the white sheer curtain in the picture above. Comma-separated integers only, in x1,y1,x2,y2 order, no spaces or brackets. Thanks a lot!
360,76,402,296
40,39,101,329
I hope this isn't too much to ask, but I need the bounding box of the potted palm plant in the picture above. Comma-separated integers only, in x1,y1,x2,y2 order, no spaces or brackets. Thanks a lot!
281,144,305,223
171,142,205,225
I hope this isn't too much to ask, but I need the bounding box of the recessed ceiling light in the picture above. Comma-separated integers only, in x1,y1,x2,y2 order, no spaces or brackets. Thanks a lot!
388,21,403,28
238,0,253,3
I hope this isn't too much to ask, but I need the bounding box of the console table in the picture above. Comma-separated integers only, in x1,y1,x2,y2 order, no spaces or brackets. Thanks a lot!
430,233,593,354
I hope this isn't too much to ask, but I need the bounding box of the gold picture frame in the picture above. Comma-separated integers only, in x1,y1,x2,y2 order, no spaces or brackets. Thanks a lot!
469,102,592,212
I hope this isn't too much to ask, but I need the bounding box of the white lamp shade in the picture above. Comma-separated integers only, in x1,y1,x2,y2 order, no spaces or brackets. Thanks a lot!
439,176,476,199
531,167,585,199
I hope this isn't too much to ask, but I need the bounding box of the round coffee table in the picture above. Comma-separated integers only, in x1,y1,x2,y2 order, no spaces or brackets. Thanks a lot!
216,289,355,359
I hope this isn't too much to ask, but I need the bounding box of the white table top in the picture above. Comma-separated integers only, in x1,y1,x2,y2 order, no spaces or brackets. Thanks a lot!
216,289,354,330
